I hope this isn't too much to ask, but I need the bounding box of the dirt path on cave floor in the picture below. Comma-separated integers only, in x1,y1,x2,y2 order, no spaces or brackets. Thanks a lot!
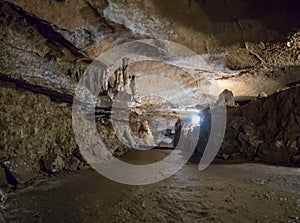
3,150,300,223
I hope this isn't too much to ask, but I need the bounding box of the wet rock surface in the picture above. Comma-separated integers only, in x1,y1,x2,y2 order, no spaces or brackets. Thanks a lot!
2,161,300,223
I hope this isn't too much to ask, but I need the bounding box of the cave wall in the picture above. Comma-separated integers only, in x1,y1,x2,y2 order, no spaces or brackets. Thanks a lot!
1,0,300,183
219,85,300,165
0,80,131,185
0,82,82,175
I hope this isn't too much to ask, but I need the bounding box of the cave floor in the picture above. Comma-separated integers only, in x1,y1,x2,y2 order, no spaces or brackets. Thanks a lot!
3,150,300,223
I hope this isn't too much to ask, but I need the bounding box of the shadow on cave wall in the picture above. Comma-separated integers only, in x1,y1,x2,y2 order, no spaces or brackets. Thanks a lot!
152,0,300,45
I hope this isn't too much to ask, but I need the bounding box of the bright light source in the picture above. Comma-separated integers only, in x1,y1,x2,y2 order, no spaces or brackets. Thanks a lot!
191,115,200,124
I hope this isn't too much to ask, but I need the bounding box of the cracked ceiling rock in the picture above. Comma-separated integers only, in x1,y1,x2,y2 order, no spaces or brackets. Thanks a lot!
0,1,86,98
6,0,129,50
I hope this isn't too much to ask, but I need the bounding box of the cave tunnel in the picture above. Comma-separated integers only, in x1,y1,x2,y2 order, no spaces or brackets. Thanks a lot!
1,0,300,222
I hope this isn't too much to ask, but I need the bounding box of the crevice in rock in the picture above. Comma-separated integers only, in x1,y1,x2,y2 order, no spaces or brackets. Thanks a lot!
5,1,84,57
0,74,73,103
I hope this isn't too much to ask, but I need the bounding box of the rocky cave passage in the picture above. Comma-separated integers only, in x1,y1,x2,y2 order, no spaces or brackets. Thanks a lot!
1,0,300,222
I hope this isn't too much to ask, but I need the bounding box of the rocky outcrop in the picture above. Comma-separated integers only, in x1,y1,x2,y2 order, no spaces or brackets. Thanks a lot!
0,82,82,177
1,0,300,178
7,0,116,50
217,84,300,165
0,81,130,186
0,1,140,186
218,89,236,107
0,1,79,97
0,0,138,100
217,116,264,161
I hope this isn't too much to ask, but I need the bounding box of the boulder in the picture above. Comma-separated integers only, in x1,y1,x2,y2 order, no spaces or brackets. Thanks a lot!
226,85,300,165
40,149,65,174
218,89,235,107
2,159,36,185
138,120,152,139
258,92,268,99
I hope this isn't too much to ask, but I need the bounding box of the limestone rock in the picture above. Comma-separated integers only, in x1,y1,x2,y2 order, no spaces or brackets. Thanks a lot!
138,120,152,139
54,25,112,50
218,117,263,161
258,92,268,98
226,85,300,165
2,159,36,185
0,1,78,96
40,150,65,174
0,86,83,175
218,89,235,107
0,1,137,102
0,83,132,175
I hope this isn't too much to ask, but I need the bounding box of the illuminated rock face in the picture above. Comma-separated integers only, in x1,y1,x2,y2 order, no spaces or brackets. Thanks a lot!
2,0,300,100
218,89,235,107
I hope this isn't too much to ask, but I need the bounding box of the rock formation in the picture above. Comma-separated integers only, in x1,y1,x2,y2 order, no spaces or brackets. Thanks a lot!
218,85,300,165
1,0,300,189
218,89,236,107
